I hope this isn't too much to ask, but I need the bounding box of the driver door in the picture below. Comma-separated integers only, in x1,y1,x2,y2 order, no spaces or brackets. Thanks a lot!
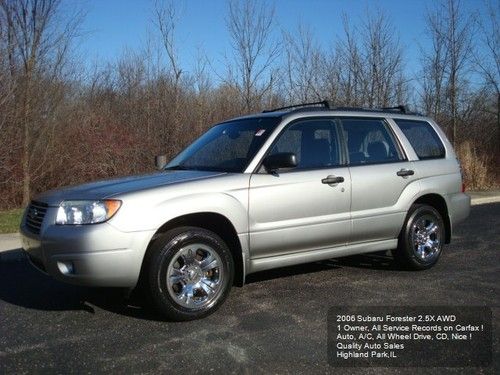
248,118,351,259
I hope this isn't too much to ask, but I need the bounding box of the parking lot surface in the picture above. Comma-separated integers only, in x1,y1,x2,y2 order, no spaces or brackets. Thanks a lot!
1,203,499,374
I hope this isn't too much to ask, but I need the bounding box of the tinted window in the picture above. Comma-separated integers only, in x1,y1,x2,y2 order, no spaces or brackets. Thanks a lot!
339,118,404,165
269,119,341,170
166,117,279,172
395,119,445,159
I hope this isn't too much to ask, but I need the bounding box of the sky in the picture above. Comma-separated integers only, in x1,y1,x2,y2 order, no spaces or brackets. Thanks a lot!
75,0,488,80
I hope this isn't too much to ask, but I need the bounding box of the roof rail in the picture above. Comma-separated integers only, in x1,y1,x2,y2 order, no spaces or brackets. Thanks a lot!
262,100,330,113
262,101,419,116
333,105,409,114
381,105,407,114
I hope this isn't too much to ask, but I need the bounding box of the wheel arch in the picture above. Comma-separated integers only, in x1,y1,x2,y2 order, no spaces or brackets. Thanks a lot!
138,212,246,288
412,193,451,243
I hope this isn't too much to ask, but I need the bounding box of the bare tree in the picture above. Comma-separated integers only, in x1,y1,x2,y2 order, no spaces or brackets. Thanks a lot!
334,11,407,108
446,0,476,147
422,0,476,147
192,48,214,133
475,0,499,148
283,24,325,103
335,15,364,106
226,0,280,112
154,0,186,153
1,0,499,210
362,10,407,107
155,0,182,87
320,49,342,105
420,10,449,122
0,0,83,205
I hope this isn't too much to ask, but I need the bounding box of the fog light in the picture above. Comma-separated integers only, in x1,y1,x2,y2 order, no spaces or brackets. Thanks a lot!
57,261,74,275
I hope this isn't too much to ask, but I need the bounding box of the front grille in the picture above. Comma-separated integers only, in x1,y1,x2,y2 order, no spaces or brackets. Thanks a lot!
25,200,48,234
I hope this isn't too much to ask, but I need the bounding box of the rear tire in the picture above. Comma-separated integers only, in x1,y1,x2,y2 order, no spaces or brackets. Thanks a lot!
147,226,234,321
392,204,445,270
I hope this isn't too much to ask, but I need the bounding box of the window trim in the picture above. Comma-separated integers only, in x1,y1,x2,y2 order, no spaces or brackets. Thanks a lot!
393,118,446,160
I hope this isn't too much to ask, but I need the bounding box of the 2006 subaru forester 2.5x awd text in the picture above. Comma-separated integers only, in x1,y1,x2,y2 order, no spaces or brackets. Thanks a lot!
21,101,470,320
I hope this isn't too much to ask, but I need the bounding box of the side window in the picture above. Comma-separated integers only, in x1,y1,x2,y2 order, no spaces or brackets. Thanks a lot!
269,119,341,170
394,119,445,159
339,118,404,165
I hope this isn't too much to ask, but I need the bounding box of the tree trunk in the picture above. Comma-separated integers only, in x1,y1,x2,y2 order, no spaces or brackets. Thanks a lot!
21,82,31,207
497,92,500,153
22,139,31,206
451,92,457,148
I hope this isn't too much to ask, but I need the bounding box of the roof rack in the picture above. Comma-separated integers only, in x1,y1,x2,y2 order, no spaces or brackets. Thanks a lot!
262,101,420,116
333,105,412,114
381,105,407,113
262,100,331,113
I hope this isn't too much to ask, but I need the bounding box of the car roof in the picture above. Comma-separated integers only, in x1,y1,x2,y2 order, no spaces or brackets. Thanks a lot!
226,107,431,124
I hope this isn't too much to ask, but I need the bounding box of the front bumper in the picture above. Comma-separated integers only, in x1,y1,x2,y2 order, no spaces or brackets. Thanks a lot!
20,207,155,288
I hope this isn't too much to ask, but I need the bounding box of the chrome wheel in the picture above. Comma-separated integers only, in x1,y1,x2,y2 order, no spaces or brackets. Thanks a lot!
410,214,442,261
166,243,224,309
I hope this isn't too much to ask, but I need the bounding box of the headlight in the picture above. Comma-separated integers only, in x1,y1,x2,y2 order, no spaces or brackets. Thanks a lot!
56,200,122,225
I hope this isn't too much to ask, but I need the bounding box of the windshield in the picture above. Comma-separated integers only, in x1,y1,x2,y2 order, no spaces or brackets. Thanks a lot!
165,117,280,173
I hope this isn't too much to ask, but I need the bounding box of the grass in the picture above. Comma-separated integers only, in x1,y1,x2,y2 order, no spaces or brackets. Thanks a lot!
0,208,23,234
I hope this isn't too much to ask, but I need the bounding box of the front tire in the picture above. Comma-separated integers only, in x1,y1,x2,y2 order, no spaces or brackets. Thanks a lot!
393,204,445,270
147,226,234,321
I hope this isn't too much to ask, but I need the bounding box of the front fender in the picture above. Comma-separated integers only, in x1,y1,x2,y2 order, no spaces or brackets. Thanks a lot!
108,191,249,235
147,192,248,233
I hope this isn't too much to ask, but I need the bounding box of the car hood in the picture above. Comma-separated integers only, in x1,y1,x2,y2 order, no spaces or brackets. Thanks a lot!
34,170,225,206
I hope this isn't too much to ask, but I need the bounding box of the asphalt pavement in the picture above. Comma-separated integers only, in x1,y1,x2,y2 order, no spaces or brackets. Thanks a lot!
0,202,499,374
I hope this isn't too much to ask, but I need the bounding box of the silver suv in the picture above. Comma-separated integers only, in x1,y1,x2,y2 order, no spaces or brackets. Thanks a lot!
21,101,470,320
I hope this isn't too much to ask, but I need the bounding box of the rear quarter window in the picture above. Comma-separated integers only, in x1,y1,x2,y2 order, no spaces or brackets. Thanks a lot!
394,119,445,159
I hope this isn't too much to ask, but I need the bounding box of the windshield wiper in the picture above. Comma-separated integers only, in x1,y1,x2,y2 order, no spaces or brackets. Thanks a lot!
164,165,189,171
165,165,227,172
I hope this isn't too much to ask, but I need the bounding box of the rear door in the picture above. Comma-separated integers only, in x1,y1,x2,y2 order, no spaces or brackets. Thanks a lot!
338,117,416,243
392,118,452,180
248,118,351,259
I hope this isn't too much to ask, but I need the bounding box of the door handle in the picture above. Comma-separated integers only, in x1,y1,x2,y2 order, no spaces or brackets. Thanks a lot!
397,169,415,177
322,175,345,185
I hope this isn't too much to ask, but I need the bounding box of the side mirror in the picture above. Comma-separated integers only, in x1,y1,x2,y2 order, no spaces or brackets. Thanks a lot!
263,152,297,172
155,155,167,170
